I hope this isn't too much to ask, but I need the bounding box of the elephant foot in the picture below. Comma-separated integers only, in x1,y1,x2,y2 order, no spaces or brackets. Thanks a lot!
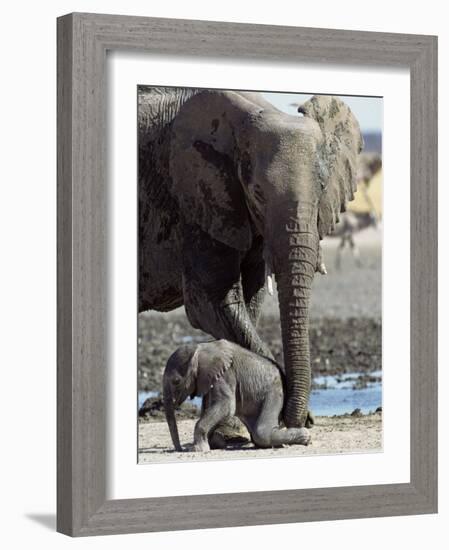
209,416,250,449
193,440,211,453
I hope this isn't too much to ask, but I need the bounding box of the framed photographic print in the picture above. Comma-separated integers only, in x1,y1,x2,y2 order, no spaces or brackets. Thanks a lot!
135,87,384,462
57,13,437,536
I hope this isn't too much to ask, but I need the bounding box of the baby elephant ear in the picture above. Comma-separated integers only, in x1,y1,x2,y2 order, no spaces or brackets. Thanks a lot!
194,340,234,396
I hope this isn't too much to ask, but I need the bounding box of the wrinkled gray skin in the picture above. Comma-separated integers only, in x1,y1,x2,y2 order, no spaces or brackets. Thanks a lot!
163,340,311,451
139,88,363,428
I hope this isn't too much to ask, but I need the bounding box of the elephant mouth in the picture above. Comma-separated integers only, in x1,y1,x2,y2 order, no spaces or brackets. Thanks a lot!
174,395,184,408
174,389,191,408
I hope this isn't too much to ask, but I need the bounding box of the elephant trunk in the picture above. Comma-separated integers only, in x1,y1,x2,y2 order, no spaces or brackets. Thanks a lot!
273,206,319,428
163,378,183,452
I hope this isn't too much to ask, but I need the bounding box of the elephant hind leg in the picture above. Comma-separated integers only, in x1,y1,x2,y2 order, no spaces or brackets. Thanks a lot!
251,391,282,448
252,391,311,448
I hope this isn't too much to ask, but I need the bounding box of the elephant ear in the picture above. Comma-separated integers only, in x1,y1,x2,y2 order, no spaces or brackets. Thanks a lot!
192,340,234,396
169,90,259,252
298,96,364,238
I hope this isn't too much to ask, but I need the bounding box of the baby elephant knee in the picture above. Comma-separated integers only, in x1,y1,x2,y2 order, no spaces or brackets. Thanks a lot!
252,427,275,449
288,427,311,446
254,426,312,448
273,427,311,447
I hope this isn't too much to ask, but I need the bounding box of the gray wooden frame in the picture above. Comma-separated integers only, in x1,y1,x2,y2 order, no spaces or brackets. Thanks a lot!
57,12,438,536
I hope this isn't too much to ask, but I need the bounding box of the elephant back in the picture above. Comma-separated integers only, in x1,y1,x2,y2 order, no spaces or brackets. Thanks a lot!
138,86,199,152
138,87,199,312
138,86,199,216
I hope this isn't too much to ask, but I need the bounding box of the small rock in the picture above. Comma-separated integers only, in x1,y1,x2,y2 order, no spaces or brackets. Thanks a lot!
351,408,363,417
139,396,199,422
213,417,250,444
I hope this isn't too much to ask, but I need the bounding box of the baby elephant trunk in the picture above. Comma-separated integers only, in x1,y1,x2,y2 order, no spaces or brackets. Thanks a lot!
163,378,183,452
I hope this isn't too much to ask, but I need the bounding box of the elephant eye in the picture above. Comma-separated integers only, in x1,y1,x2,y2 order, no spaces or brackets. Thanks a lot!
173,377,182,386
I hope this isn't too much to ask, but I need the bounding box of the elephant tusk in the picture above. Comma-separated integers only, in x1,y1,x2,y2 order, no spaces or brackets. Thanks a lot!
267,274,274,296
318,262,327,275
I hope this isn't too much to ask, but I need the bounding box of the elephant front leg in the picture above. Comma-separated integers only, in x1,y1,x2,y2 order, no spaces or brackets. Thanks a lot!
219,285,273,358
182,225,272,358
193,399,232,453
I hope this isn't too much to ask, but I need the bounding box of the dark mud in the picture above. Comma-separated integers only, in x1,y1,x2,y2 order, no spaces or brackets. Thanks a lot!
139,396,199,422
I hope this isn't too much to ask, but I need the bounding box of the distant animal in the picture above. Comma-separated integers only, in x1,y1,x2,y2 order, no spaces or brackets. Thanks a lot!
163,340,311,452
332,210,377,269
357,152,382,184
329,152,382,269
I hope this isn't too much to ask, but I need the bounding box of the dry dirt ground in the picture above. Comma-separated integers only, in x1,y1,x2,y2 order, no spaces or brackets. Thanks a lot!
138,413,382,464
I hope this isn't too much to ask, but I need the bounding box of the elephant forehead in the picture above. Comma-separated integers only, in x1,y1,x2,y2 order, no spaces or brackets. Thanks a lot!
257,110,321,139
167,344,197,368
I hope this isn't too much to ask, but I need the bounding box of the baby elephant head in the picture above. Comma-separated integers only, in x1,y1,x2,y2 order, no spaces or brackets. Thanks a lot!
163,340,233,451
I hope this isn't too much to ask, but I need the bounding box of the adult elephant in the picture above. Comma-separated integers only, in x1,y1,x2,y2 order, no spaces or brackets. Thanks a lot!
138,88,363,428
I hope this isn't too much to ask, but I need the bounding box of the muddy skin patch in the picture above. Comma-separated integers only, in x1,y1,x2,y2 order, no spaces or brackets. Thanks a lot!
211,118,220,134
193,140,250,227
329,98,340,119
193,140,230,171
239,150,253,185
156,208,180,244
139,124,179,246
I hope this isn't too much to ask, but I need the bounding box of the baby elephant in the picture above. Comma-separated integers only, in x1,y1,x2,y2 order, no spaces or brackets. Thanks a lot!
163,339,311,452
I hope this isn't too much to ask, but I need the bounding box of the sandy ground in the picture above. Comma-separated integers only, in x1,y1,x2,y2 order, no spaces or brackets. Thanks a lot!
138,413,382,463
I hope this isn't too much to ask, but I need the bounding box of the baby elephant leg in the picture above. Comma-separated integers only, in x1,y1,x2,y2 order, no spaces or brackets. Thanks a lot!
252,392,311,448
270,426,311,447
194,398,232,453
